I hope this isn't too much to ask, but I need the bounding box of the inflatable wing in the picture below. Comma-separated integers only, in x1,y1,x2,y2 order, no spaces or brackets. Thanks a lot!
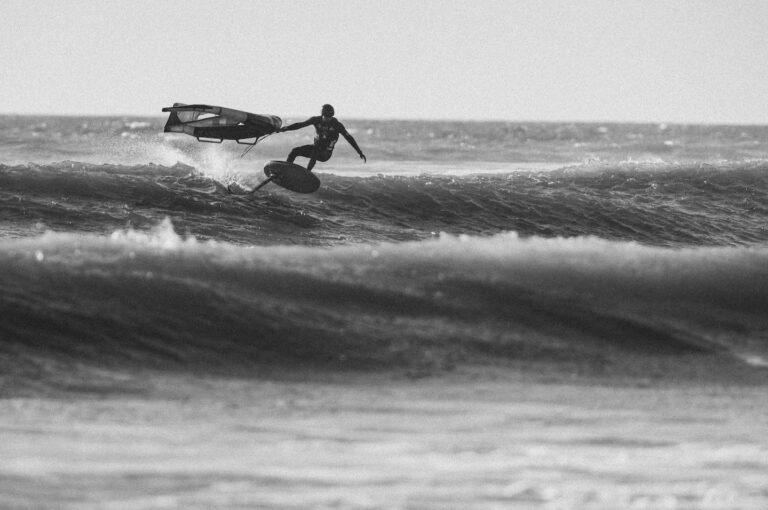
162,103,282,146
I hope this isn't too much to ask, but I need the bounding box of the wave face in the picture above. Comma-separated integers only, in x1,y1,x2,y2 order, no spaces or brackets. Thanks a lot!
2,223,768,388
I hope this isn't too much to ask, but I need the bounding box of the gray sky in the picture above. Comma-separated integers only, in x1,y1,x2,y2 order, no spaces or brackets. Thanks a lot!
2,0,767,123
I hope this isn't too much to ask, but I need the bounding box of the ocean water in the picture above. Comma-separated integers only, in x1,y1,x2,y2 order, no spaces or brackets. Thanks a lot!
1,115,768,509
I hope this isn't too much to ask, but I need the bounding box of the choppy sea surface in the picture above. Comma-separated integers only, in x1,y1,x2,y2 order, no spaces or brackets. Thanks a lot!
2,115,768,509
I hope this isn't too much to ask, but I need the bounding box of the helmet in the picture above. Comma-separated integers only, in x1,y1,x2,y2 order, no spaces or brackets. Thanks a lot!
321,104,335,117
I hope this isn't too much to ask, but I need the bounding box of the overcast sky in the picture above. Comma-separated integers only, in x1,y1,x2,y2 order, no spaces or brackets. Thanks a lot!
2,0,767,123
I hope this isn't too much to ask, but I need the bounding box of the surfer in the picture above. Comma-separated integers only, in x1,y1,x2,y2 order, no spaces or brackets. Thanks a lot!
278,104,367,171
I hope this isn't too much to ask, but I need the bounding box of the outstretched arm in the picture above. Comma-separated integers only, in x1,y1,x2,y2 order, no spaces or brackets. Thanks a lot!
279,117,315,132
340,126,367,163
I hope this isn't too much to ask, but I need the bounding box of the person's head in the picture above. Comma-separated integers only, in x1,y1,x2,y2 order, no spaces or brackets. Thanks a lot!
321,104,335,119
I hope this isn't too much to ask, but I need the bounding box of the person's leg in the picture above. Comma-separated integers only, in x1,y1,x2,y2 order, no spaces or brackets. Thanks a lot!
307,149,332,172
287,145,314,163
307,152,317,172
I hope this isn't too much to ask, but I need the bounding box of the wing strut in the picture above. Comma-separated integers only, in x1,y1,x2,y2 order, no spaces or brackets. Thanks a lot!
239,133,273,158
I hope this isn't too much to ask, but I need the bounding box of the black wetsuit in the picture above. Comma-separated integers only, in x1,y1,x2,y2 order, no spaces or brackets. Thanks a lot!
283,116,363,171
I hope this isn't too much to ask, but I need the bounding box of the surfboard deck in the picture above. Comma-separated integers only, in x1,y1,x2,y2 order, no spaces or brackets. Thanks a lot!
263,161,320,193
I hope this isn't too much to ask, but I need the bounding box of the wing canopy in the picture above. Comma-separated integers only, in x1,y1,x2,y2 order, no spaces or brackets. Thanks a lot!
162,103,282,144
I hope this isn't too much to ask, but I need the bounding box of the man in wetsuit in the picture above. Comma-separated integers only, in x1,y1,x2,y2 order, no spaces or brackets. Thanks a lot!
278,104,366,172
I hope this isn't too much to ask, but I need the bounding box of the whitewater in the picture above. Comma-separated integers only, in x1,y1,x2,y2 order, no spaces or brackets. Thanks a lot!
1,115,768,509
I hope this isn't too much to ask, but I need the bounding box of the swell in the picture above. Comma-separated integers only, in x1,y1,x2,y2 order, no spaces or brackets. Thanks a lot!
2,161,768,247
2,224,767,391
